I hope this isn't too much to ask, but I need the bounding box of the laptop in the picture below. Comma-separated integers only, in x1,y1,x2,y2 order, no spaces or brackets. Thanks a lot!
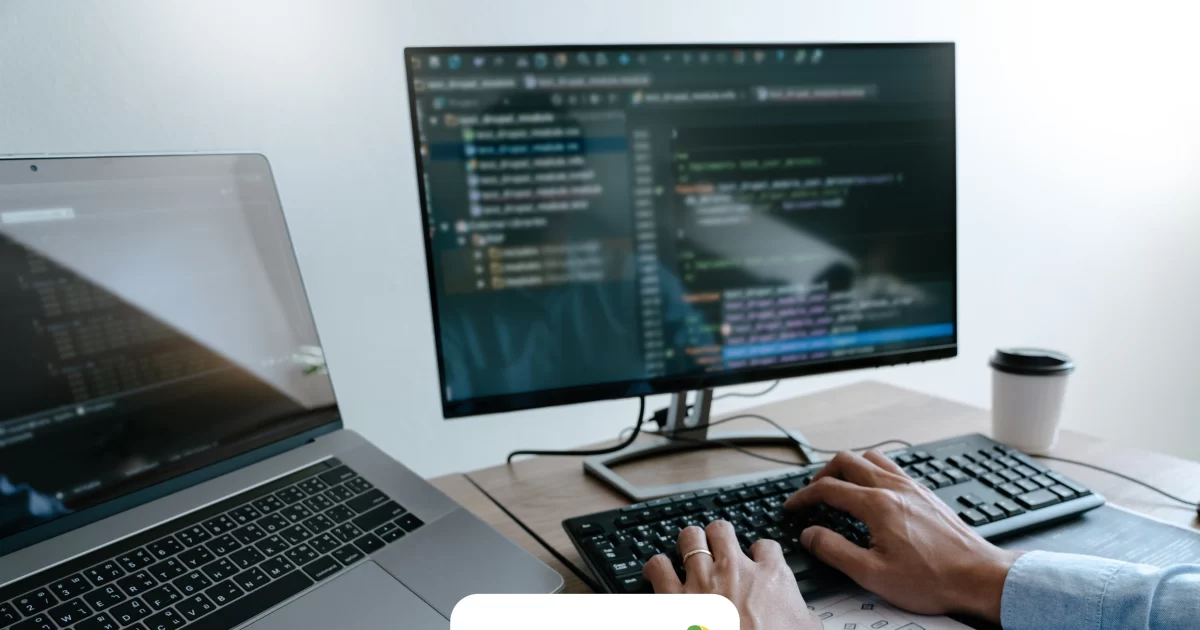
0,154,563,630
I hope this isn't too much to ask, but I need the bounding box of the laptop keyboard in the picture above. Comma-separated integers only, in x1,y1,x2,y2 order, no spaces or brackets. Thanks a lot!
0,459,424,630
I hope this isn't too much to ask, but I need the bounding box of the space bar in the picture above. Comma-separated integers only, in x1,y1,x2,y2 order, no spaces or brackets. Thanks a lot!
188,571,315,630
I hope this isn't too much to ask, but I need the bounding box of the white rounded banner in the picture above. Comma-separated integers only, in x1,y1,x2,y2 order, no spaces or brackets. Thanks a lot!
452,595,739,630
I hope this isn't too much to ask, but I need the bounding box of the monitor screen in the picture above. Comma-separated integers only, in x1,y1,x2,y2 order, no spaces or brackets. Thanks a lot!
406,44,957,417
0,154,337,545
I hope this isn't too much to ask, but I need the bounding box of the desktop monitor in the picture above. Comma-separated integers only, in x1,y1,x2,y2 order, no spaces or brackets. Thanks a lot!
405,43,957,420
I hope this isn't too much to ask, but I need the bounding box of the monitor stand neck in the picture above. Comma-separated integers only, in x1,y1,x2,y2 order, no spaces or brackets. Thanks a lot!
583,389,813,502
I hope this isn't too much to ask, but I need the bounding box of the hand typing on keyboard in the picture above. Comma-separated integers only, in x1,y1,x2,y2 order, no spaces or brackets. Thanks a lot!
643,451,1022,627
642,521,822,630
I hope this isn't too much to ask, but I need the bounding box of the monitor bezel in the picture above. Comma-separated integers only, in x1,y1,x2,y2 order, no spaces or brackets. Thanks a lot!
403,42,957,418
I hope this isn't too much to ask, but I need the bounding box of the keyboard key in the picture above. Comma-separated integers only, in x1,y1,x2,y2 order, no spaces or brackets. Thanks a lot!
980,473,1007,487
323,485,356,503
205,534,242,556
83,584,126,611
1046,472,1092,496
110,597,151,625
1016,478,1041,493
75,612,118,630
187,570,312,630
258,513,290,534
303,513,337,534
179,546,215,569
956,494,984,508
958,509,988,526
175,594,216,621
148,537,185,560
608,559,643,577
353,501,407,532
997,483,1023,498
346,489,389,514
12,613,56,630
353,534,386,555
332,545,366,566
997,499,1026,516
255,534,290,557
1049,485,1076,500
1031,475,1056,488
302,494,335,513
230,547,265,570
176,525,212,547
204,580,245,606
919,478,938,490
280,503,313,524
148,558,186,582
116,548,157,572
310,532,341,554
302,556,343,581
2,602,22,625
344,477,373,495
118,571,158,597
617,574,646,593
234,567,271,593
144,608,186,629
232,523,268,545
319,466,357,486
911,450,932,462
999,469,1024,483
397,513,424,533
276,486,308,505
260,556,296,579
285,543,320,565
1014,465,1039,477
86,560,126,585
228,505,262,526
1016,488,1060,510
927,473,952,488
252,495,286,514
375,522,404,543
280,525,314,545
14,587,58,615
50,573,94,600
174,571,212,596
979,504,1006,521
201,558,239,582
332,522,363,543
962,463,988,477
326,504,356,523
944,468,969,485
49,597,92,626
298,477,328,495
143,584,183,611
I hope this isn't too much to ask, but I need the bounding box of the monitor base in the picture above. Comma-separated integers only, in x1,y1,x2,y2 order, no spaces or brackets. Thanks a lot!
582,389,813,502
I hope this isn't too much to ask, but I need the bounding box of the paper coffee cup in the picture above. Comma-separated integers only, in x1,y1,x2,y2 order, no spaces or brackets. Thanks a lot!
989,348,1074,453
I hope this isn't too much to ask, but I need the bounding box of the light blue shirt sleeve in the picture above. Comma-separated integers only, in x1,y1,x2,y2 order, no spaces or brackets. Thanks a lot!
1000,550,1200,629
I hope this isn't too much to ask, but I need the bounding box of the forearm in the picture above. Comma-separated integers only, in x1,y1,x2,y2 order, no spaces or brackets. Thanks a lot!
1000,551,1200,629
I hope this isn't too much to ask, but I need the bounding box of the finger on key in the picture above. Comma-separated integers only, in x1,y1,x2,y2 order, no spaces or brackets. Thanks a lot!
809,451,886,487
642,554,683,594
862,449,906,476
704,520,742,563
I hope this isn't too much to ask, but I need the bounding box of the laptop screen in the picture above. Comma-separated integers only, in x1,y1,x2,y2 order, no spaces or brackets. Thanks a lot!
0,154,337,544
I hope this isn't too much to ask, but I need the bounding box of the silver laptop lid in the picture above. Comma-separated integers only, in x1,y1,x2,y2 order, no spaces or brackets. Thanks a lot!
0,154,338,554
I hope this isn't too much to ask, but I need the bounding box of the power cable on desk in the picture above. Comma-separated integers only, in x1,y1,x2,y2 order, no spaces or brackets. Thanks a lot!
506,397,646,464
712,380,780,401
464,474,602,592
1032,454,1199,508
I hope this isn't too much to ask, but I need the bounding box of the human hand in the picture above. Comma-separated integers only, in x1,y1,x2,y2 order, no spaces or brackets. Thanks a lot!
785,451,1023,623
643,522,821,630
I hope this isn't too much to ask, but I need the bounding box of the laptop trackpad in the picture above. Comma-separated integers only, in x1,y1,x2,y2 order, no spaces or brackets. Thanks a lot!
245,562,447,630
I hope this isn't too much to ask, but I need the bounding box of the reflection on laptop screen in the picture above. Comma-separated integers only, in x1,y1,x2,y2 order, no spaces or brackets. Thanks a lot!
0,155,337,542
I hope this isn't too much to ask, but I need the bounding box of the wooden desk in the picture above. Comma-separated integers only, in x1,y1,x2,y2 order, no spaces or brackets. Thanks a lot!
453,382,1200,593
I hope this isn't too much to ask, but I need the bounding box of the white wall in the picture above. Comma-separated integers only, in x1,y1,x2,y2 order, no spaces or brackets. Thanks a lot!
2,0,1198,478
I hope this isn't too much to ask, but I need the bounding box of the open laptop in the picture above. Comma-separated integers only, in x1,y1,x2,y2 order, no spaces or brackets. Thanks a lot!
0,154,562,630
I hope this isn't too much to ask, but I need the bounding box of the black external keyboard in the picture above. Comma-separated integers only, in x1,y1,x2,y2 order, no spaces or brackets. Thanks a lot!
0,459,424,630
564,433,1105,595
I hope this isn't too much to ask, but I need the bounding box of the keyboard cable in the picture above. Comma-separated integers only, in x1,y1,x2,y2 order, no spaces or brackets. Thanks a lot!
1031,454,1199,508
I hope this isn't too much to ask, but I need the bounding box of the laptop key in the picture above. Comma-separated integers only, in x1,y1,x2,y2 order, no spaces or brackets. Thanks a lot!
233,568,271,593
175,594,216,621
204,580,245,606
14,588,57,616
258,513,290,534
344,477,373,495
397,514,424,533
202,515,236,538
232,523,267,545
260,556,296,579
326,505,356,524
332,545,366,567
376,522,404,543
49,597,92,626
182,570,312,630
176,525,212,548
331,522,363,543
11,613,56,630
255,535,291,557
280,525,314,545
310,532,341,555
74,612,119,630
228,505,262,526
86,560,126,585
230,547,265,570
143,584,183,611
319,466,357,486
276,486,308,505
303,494,335,513
201,557,239,582
323,485,356,503
174,571,212,596
84,584,127,611
0,602,20,625
110,597,151,625
144,608,186,629
116,549,157,572
285,543,319,565
149,558,186,583
353,501,407,532
281,504,312,524
298,478,329,496
353,533,386,555
179,546,215,569
50,573,94,600
303,513,337,534
252,495,286,514
347,489,389,514
302,556,343,582
205,534,242,556
118,571,159,597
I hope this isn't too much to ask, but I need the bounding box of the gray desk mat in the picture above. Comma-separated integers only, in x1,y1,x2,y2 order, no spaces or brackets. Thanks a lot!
998,503,1200,567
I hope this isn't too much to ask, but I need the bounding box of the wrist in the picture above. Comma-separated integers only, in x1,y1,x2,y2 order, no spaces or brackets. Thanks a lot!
949,548,1023,623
